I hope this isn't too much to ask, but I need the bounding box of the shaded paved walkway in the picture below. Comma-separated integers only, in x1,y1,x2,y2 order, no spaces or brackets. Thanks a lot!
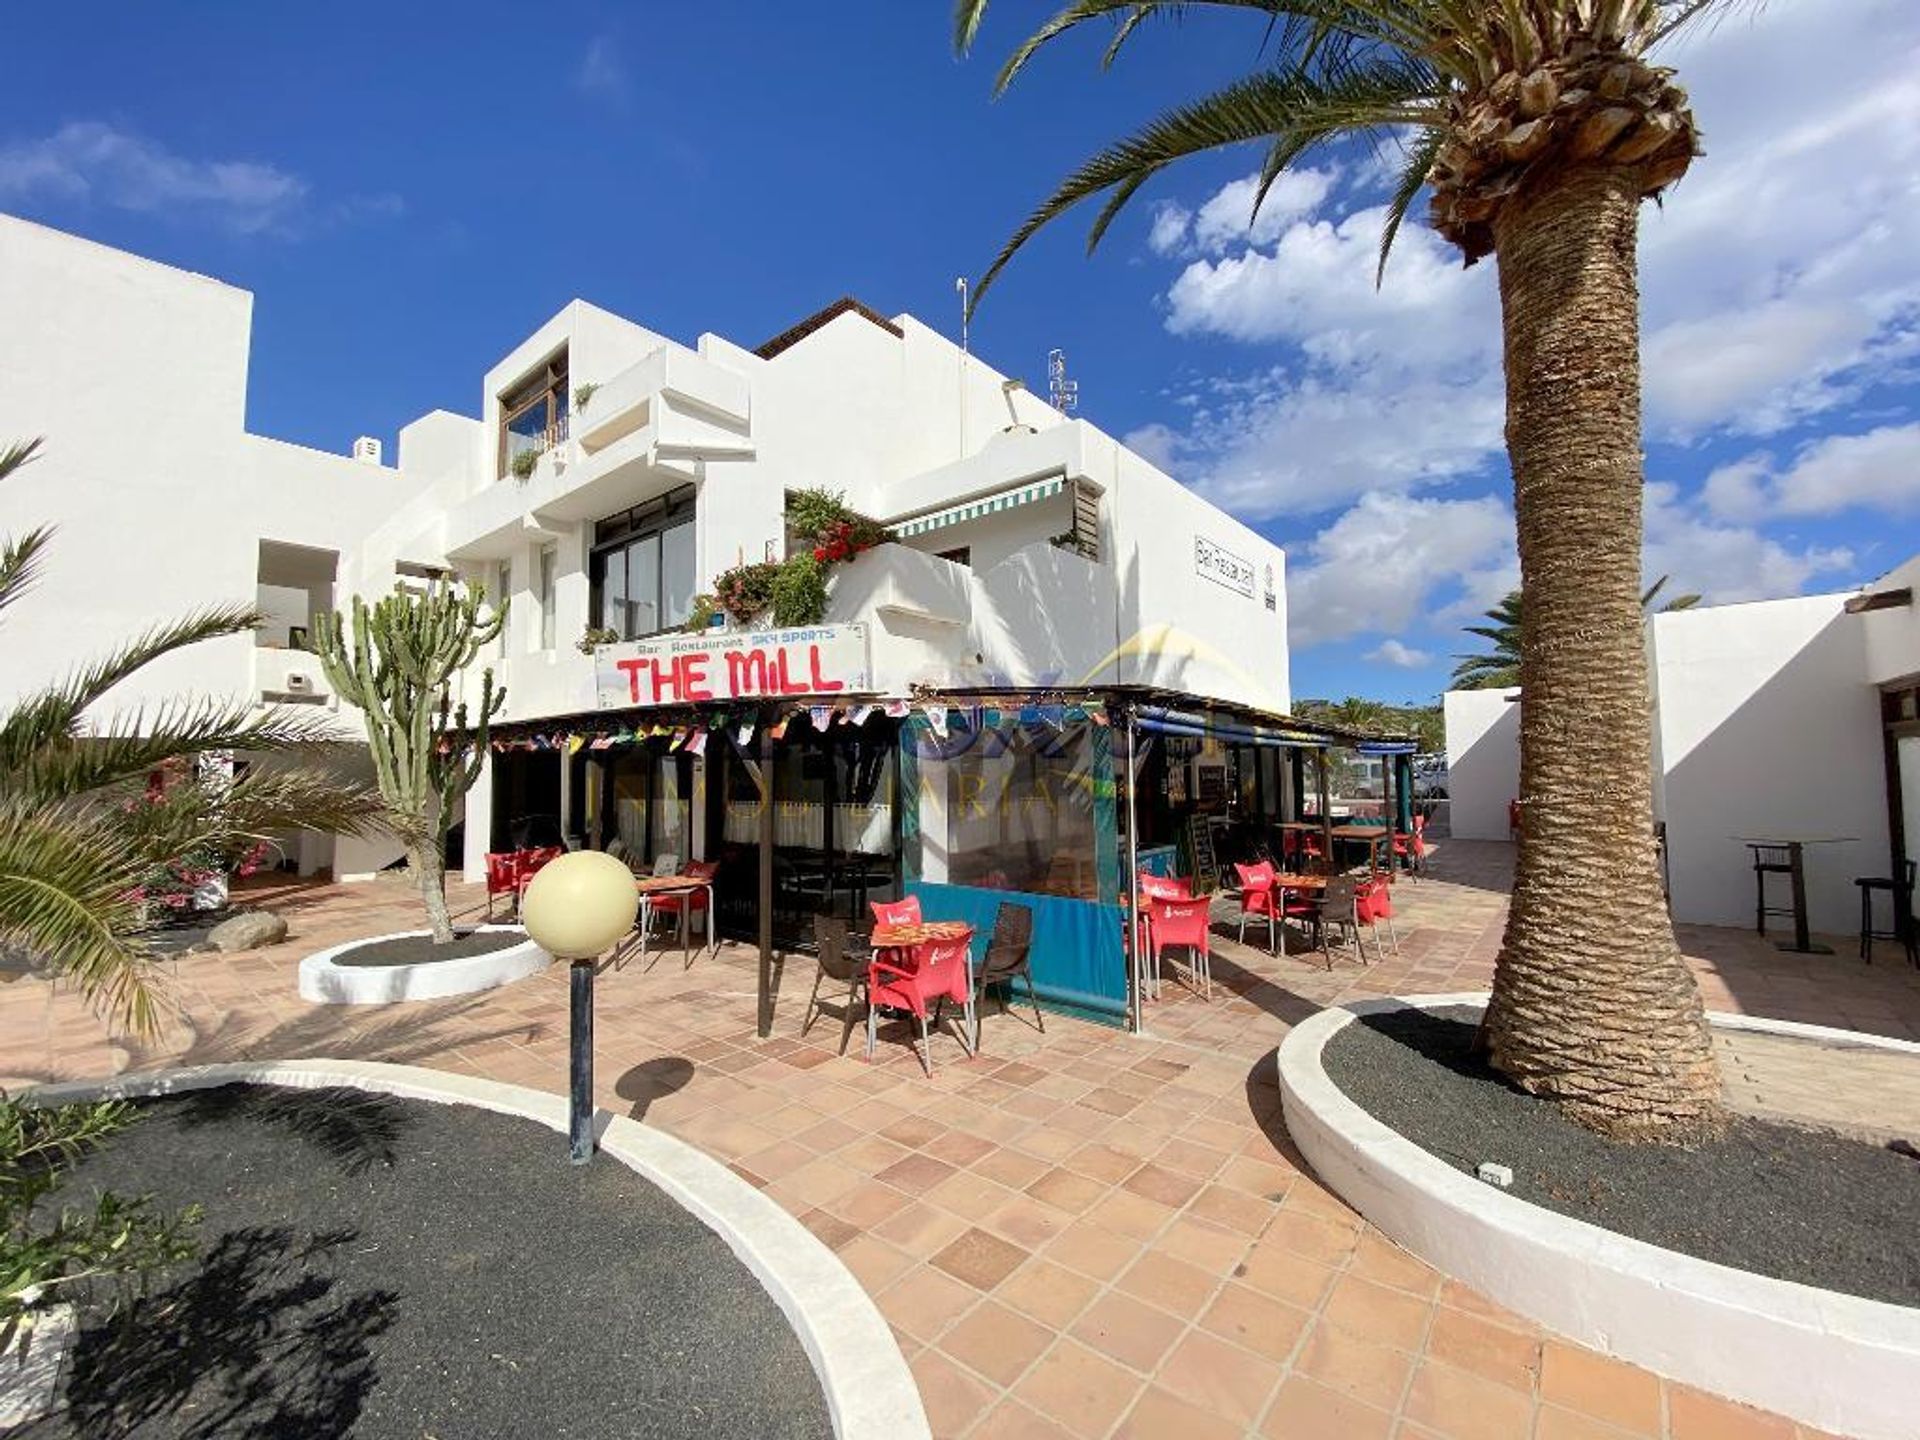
5,841,1911,1440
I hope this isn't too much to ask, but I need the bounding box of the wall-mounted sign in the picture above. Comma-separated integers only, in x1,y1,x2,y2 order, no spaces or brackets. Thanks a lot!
1195,536,1256,598
594,623,871,709
1263,562,1279,612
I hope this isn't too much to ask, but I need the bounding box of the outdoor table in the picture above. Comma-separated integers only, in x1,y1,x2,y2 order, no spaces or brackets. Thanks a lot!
1329,824,1389,871
1735,835,1857,954
866,921,975,1022
629,873,715,971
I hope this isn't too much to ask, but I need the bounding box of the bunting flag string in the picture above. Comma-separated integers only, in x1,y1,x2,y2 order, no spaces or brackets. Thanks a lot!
684,729,708,757
809,705,834,732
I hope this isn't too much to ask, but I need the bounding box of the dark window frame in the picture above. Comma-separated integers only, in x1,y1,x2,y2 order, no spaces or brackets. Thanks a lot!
589,485,698,641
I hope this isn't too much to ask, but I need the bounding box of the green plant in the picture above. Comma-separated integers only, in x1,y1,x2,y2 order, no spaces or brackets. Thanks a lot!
573,382,599,410
0,438,382,1036
1,1095,199,1351
683,594,720,634
713,561,780,624
770,553,830,628
576,624,620,654
788,488,891,560
509,448,539,481
310,581,506,944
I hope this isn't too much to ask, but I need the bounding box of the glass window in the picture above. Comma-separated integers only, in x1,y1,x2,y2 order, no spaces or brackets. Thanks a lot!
537,544,557,650
661,520,696,629
626,534,662,638
912,720,1100,898
497,352,569,478
590,486,698,641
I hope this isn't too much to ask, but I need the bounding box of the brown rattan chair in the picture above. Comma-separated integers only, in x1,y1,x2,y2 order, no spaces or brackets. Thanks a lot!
968,901,1039,1051
802,915,870,1055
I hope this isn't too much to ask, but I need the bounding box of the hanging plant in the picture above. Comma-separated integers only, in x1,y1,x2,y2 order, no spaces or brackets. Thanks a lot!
788,488,892,555
712,561,780,623
510,447,540,480
770,553,829,628
573,382,600,410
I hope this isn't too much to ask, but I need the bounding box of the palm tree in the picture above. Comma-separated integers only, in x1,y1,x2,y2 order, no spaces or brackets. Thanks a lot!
1453,576,1703,688
956,1,1732,1134
1452,591,1527,689
0,438,381,1036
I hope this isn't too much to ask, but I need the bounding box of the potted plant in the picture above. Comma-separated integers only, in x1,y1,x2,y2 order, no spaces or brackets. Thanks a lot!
576,625,620,654
509,447,540,481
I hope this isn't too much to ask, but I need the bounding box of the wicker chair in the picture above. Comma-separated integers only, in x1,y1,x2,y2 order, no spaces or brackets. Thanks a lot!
968,901,1040,1051
801,915,870,1055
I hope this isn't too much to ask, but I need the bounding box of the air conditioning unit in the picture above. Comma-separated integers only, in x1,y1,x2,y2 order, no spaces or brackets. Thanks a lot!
285,672,314,695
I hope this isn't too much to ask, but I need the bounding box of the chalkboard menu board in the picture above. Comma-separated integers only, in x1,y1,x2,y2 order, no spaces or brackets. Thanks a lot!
1186,813,1221,893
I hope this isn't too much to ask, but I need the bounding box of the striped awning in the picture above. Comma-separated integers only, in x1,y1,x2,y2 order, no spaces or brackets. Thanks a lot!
893,477,1065,539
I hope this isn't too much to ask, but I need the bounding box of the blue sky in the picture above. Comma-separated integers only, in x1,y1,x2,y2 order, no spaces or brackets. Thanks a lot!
3,1,1916,705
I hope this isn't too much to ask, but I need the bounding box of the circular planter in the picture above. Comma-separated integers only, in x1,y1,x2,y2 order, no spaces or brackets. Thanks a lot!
1277,993,1920,1440
298,926,550,1004
26,1060,929,1440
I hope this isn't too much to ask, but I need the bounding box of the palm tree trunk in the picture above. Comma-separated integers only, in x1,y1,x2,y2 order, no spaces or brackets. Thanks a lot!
1483,166,1721,1137
410,840,455,945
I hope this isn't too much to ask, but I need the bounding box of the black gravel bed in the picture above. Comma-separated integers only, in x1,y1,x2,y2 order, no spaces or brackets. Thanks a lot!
1323,1007,1920,1308
26,1086,831,1440
334,928,528,967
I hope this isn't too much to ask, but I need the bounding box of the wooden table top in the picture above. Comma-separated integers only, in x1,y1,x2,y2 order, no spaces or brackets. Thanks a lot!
1268,873,1327,889
871,921,974,947
634,874,710,894
1329,825,1389,840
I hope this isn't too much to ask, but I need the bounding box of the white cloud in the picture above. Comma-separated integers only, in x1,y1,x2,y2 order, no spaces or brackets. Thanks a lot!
576,34,630,100
1286,491,1516,647
1703,422,1920,518
0,122,308,234
1147,168,1339,258
1640,482,1854,600
1133,0,1920,523
1366,639,1431,668
1147,203,1190,256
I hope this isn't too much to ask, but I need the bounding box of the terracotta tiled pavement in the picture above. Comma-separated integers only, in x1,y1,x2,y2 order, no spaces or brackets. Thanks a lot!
4,842,1914,1440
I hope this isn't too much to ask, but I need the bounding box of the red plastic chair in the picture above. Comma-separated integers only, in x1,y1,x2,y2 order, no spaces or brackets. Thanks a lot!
1148,896,1213,1000
866,932,975,1075
870,895,923,928
1392,815,1428,877
1138,873,1190,902
484,852,521,920
1234,861,1281,954
650,859,719,960
1357,876,1400,957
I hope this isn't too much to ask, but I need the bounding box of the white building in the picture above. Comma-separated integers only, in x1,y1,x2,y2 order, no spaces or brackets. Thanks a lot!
2,215,1314,1020
1445,567,1920,943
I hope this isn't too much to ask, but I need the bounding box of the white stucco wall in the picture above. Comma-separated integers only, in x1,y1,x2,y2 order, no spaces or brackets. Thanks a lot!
0,213,429,721
1443,688,1521,841
1860,553,1920,688
1650,595,1887,935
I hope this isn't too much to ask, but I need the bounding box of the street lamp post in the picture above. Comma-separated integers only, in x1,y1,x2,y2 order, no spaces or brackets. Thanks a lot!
518,850,640,1164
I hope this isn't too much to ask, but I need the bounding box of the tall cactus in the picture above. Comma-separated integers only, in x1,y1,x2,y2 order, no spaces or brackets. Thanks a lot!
310,580,506,944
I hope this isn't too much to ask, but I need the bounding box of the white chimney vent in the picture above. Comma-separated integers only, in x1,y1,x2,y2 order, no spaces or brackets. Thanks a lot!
352,436,382,465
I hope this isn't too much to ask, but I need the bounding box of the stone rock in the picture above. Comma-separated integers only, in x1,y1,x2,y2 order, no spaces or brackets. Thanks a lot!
206,910,288,953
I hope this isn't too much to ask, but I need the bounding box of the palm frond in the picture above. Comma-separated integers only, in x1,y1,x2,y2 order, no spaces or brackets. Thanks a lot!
3,693,348,805
1376,124,1444,282
970,63,1439,309
0,437,42,485
0,526,53,621
0,800,166,1037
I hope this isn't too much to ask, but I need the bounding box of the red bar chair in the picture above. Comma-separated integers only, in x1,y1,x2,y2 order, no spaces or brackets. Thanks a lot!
1234,861,1281,954
484,851,523,921
867,932,975,1075
649,859,719,962
1148,895,1214,1000
869,895,922,928
1355,875,1400,958
1132,873,1190,1000
1392,815,1428,878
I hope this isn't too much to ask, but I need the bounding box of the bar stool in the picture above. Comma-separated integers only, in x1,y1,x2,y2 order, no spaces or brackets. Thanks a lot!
1854,859,1917,965
1747,844,1796,936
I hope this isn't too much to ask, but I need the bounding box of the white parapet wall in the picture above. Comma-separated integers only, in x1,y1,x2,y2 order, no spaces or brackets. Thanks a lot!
1443,687,1520,842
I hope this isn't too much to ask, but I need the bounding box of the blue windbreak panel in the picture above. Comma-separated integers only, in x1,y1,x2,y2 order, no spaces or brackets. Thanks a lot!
1137,845,1180,879
904,881,1126,1026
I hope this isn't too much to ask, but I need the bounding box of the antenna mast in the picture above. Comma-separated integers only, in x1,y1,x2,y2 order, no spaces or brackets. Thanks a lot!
1048,348,1079,413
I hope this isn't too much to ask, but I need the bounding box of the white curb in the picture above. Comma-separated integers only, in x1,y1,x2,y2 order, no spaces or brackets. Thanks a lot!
1276,992,1920,1440
297,926,550,1004
25,1061,929,1440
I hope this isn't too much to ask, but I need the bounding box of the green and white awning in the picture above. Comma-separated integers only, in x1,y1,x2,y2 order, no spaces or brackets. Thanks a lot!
893,477,1065,538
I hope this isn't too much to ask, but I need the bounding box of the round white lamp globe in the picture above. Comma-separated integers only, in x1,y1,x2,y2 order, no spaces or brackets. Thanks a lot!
520,850,639,961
